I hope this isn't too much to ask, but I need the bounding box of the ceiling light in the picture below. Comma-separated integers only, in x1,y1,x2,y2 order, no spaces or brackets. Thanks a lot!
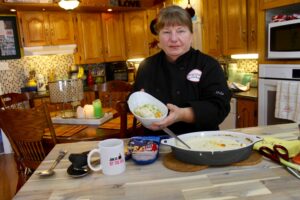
107,8,113,12
10,8,16,12
231,53,259,59
58,0,80,10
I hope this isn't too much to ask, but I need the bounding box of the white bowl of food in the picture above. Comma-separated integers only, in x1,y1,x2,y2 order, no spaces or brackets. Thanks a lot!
127,91,168,128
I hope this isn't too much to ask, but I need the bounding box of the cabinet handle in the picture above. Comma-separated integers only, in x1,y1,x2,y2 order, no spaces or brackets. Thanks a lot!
45,28,49,38
251,30,255,41
254,109,257,118
242,31,246,42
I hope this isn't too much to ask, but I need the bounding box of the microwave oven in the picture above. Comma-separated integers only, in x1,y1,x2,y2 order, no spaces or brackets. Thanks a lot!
268,18,300,59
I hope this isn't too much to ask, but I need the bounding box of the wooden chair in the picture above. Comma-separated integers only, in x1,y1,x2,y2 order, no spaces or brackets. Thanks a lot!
98,80,132,108
97,80,143,138
0,92,34,109
0,103,57,192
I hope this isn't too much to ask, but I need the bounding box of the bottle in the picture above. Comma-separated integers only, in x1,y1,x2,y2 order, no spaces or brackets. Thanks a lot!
87,70,94,87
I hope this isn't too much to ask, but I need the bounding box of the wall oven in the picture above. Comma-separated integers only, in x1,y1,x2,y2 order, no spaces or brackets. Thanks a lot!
105,61,128,82
258,64,300,125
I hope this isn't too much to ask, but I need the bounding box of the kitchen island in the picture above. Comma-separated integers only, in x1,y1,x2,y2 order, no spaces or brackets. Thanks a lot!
14,123,300,200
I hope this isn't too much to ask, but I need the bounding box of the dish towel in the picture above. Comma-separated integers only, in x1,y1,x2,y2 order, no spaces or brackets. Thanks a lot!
275,81,300,122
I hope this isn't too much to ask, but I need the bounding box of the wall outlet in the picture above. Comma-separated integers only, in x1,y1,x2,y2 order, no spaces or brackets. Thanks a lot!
0,62,10,70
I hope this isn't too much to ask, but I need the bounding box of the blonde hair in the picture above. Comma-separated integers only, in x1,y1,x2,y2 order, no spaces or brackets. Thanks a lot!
155,5,193,34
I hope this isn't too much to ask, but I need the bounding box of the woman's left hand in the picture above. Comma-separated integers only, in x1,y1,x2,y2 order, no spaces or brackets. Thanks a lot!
149,103,195,131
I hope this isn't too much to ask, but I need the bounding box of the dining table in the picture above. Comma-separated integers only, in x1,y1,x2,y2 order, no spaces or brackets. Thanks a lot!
14,123,300,200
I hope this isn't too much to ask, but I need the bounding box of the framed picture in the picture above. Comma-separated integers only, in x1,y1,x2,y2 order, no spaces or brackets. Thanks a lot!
0,16,21,60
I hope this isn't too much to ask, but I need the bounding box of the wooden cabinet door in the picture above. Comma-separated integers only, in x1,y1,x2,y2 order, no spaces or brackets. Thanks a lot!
236,99,258,128
18,12,75,47
124,11,149,58
48,13,75,45
247,0,258,53
202,0,222,57
101,13,126,62
221,0,248,55
18,12,49,47
76,13,104,64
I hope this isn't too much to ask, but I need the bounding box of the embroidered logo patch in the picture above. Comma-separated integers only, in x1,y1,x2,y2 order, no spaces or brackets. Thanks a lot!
187,69,202,82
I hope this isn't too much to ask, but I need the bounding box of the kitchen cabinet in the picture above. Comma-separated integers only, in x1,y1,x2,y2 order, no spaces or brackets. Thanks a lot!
75,13,104,64
75,13,126,64
124,10,149,58
247,0,258,53
221,0,247,55
202,0,258,56
101,13,126,62
236,98,258,128
18,12,75,47
259,0,300,9
202,0,222,57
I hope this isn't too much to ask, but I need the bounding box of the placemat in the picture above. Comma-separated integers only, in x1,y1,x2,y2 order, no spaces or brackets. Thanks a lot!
99,114,137,130
162,151,262,172
44,125,87,137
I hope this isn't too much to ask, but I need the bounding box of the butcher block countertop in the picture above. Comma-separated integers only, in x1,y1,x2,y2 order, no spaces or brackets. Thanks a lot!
14,123,300,200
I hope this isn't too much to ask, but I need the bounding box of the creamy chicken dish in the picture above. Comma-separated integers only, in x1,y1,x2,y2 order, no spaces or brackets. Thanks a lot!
177,136,246,151
134,104,162,118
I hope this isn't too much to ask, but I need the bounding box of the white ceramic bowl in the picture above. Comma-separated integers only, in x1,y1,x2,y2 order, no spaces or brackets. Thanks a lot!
128,91,168,128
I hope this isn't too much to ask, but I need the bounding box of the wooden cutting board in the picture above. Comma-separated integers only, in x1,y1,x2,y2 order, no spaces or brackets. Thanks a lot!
162,151,262,172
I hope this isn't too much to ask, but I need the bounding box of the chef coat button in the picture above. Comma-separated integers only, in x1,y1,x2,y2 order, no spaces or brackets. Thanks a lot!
176,90,180,95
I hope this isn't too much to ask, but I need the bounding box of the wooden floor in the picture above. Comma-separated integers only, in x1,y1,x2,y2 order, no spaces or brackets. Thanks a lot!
0,153,18,200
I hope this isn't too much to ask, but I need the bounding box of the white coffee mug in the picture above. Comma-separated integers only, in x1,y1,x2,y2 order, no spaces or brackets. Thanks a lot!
87,139,126,175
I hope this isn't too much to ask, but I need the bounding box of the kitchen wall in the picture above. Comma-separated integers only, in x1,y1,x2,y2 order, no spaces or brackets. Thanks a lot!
0,54,73,94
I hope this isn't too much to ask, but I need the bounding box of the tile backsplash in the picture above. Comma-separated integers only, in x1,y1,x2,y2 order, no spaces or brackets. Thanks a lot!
0,54,74,94
235,59,258,73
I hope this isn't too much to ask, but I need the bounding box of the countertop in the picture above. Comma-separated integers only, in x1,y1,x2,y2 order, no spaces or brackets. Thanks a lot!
232,87,258,100
14,123,300,200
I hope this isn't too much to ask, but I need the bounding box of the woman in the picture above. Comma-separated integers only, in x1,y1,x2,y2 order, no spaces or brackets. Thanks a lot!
133,5,231,135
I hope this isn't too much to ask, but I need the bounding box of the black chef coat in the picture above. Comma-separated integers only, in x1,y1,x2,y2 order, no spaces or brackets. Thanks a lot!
133,48,232,135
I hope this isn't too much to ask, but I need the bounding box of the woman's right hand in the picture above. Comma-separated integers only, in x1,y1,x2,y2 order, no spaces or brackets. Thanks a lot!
148,104,195,131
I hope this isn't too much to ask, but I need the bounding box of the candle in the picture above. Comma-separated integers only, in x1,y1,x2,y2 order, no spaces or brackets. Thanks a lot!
93,99,104,118
84,104,94,119
76,106,85,118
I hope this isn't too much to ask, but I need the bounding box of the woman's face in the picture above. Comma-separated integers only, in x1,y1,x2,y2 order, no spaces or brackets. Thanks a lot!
158,25,193,62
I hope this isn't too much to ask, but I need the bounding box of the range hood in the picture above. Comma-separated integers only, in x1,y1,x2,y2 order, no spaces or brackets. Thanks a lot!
23,44,76,56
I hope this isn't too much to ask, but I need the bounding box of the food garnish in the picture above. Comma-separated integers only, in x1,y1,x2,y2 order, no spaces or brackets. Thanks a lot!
134,104,162,119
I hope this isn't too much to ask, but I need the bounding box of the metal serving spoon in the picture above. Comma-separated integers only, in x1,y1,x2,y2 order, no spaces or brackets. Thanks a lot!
37,150,67,177
163,128,191,149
